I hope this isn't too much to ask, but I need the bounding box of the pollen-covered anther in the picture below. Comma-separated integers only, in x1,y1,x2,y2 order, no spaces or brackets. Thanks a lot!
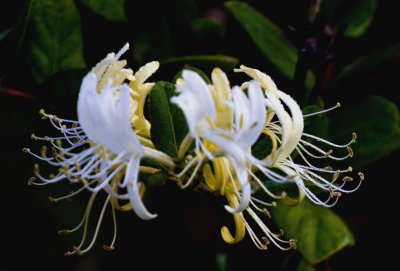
347,147,354,157
332,171,340,181
48,196,56,203
41,146,48,158
22,147,30,153
33,164,40,176
343,176,353,182
262,208,271,218
352,132,357,143
358,172,365,181
102,245,115,252
261,236,270,248
336,102,341,108
27,177,36,185
323,150,333,158
73,246,84,256
289,239,297,249
57,229,70,235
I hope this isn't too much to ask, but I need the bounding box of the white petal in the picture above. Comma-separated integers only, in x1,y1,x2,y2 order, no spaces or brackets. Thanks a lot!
125,155,157,220
275,91,304,161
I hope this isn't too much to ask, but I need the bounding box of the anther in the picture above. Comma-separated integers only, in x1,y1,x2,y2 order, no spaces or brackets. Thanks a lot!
39,109,47,119
289,239,297,249
347,147,353,157
102,245,115,251
333,171,340,181
57,229,70,235
73,246,83,255
27,177,36,185
324,150,333,158
358,172,365,181
343,176,353,182
352,132,357,143
263,208,271,218
336,102,341,108
48,196,56,203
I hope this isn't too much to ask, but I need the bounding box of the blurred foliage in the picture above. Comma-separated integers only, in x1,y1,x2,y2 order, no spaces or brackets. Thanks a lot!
272,200,355,264
1,0,399,270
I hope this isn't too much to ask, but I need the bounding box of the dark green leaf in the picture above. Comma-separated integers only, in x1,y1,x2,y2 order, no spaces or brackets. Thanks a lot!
146,171,167,187
331,42,400,87
271,200,355,264
27,0,86,83
190,18,225,39
80,0,127,22
225,1,315,91
149,81,188,157
252,135,272,160
161,55,239,76
330,95,400,169
224,1,296,79
343,0,378,38
0,0,34,79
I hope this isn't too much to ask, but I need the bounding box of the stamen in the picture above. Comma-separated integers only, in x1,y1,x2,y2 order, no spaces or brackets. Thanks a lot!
303,102,341,118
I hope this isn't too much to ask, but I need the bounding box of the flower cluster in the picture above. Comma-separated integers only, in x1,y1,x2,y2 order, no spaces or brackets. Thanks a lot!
24,44,363,255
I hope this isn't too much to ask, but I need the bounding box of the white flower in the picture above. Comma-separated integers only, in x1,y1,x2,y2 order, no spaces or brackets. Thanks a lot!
24,44,173,255
235,65,363,207
172,70,269,214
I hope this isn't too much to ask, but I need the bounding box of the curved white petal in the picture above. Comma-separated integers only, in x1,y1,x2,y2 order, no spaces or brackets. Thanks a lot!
77,73,143,157
170,70,216,138
206,135,251,213
231,81,266,149
125,155,157,220
275,91,304,161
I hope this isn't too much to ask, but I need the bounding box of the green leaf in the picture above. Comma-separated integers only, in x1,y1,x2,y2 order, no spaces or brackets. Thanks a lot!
271,200,355,264
190,18,225,39
331,42,400,87
225,1,315,92
149,81,188,157
343,0,378,38
0,0,34,79
27,0,86,83
79,0,127,22
330,95,400,169
224,1,297,79
161,55,239,75
252,135,272,160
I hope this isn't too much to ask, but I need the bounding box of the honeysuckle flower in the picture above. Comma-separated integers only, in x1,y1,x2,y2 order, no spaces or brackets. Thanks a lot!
175,66,362,251
171,69,266,213
235,65,364,207
24,44,173,255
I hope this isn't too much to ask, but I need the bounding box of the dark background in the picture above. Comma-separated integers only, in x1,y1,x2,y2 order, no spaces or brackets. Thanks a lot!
1,0,399,270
